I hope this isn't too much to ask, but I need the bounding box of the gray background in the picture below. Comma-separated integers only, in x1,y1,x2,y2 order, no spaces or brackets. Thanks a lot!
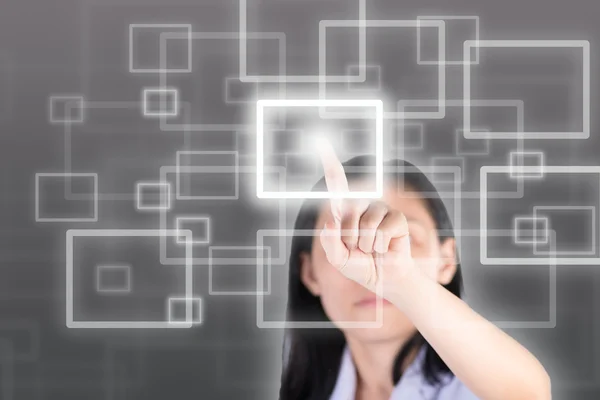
0,0,599,398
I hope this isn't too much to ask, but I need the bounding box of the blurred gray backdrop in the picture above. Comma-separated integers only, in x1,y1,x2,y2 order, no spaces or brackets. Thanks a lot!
0,0,599,399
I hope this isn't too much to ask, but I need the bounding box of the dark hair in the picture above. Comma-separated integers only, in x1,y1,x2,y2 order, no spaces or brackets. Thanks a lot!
279,155,463,400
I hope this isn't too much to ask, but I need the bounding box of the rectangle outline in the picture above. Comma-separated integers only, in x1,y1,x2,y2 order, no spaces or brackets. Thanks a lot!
256,99,383,199
66,229,193,328
480,166,600,264
464,40,590,139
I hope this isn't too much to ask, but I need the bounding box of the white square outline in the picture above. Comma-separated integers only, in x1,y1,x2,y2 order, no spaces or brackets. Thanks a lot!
66,229,193,328
142,87,179,117
464,40,591,139
256,229,385,329
319,19,446,120
513,216,549,245
95,264,132,294
256,99,384,199
533,206,597,256
208,246,272,296
509,151,545,180
129,24,192,73
166,296,203,325
175,150,239,201
49,95,85,124
35,173,98,222
175,215,211,245
135,181,171,211
481,166,600,264
159,165,287,266
240,0,367,83
417,15,480,66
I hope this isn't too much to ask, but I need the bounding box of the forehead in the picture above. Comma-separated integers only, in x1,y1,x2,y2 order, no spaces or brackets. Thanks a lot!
317,179,437,229
380,184,435,227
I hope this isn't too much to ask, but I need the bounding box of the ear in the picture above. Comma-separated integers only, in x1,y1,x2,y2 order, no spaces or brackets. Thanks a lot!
299,251,321,296
436,238,458,285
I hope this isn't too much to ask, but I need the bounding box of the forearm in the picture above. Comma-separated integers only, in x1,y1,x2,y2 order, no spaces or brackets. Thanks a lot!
385,269,551,400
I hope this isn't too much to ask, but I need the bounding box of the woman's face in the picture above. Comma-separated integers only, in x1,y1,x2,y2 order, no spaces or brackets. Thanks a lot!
299,181,457,343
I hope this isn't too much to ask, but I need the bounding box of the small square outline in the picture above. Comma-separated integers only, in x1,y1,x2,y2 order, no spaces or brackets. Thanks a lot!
135,181,171,211
509,151,545,180
513,215,549,245
48,95,85,125
95,264,132,294
142,87,179,118
166,296,203,325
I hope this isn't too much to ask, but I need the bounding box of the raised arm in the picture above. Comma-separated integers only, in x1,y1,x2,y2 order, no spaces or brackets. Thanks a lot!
316,138,551,400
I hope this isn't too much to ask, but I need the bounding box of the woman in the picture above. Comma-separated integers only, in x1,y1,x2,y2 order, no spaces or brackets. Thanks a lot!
278,140,551,400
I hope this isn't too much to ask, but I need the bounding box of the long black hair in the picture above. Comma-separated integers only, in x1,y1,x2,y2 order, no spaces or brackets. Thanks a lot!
279,155,463,400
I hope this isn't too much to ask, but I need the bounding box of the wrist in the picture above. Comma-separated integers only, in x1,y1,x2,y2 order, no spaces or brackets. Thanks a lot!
382,263,429,310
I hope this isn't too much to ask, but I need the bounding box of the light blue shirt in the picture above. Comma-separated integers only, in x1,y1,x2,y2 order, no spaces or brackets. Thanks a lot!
329,345,480,400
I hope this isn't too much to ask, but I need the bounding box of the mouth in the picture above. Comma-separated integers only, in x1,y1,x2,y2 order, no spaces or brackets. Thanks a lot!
354,296,392,307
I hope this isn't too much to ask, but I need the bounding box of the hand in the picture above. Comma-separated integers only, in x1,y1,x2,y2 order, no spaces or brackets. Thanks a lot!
316,138,415,297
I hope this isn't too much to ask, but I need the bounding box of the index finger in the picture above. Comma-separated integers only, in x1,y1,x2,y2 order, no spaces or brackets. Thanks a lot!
316,136,349,223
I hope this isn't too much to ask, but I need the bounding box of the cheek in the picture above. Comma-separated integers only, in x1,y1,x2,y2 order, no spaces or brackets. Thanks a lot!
310,242,366,320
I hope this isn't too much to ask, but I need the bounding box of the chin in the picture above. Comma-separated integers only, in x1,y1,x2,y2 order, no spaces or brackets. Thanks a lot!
340,310,416,343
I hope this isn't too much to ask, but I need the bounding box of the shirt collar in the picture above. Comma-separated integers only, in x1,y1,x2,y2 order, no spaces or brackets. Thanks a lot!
329,344,454,400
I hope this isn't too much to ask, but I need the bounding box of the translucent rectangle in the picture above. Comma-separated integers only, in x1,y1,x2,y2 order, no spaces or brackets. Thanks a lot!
256,99,383,199
35,173,98,222
464,40,590,139
66,229,193,328
481,166,600,264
